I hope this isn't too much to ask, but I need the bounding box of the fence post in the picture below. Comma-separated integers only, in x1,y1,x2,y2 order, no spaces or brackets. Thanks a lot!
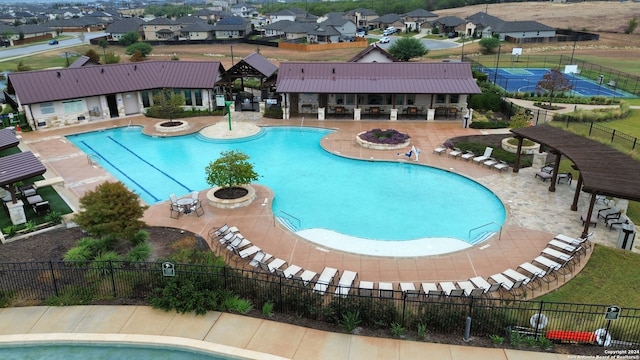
401,293,407,327
589,121,594,136
49,260,59,297
611,129,616,144
109,261,116,298
633,137,637,150
278,275,283,313
534,300,545,339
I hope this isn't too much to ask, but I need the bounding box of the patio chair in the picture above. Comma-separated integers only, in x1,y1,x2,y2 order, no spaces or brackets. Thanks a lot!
400,282,420,299
33,201,50,215
607,214,631,231
456,281,476,296
313,267,339,295
421,282,442,298
358,281,374,296
189,199,204,217
598,207,622,222
448,148,463,158
433,145,447,155
493,161,509,172
460,151,475,161
335,270,358,297
169,201,183,219
438,282,457,297
472,147,493,165
482,158,498,168
378,282,394,298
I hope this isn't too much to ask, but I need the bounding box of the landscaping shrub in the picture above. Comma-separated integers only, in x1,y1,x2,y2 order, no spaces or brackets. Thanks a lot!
469,120,510,129
263,106,283,119
468,91,503,112
552,102,630,123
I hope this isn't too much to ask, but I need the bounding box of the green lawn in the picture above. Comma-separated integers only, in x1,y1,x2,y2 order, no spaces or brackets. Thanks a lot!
538,245,640,308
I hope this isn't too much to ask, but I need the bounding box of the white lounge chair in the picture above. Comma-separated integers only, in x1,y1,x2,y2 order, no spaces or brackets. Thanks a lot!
469,276,492,292
494,161,509,172
439,282,457,296
457,281,476,296
282,264,302,279
554,233,592,252
249,251,271,268
313,267,338,295
460,151,475,162
483,158,498,168
421,282,442,298
502,268,535,290
358,281,374,296
448,148,463,158
542,248,573,263
267,258,287,273
433,146,447,155
548,239,579,253
400,282,420,299
378,282,394,298
238,245,260,259
472,147,493,165
335,270,358,297
519,261,557,289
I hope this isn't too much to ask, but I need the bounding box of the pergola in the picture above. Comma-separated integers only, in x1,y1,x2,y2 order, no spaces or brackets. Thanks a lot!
0,152,47,204
221,51,278,103
510,125,640,238
0,128,19,151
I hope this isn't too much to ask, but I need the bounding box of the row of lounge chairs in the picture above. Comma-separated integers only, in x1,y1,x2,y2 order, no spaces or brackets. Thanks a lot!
210,224,361,297
209,224,589,301
433,145,509,172
347,233,591,301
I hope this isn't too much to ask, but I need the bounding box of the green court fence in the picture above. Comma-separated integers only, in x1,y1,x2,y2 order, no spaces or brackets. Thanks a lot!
468,55,640,97
0,260,638,348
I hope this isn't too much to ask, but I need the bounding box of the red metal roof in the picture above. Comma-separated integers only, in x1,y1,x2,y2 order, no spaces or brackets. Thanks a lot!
276,62,481,94
9,61,224,105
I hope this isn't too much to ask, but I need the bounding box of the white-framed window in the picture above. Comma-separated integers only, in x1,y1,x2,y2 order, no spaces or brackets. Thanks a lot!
62,100,84,113
40,102,54,114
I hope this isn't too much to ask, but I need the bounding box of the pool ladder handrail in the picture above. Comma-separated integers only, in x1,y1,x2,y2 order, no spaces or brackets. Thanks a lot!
468,221,502,242
87,154,99,166
274,210,301,232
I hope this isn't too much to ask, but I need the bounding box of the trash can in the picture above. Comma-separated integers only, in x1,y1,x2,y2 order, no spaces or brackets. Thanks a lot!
617,223,636,250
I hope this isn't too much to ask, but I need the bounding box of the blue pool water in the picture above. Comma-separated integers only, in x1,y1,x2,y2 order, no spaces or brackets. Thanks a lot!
67,126,505,243
0,343,238,360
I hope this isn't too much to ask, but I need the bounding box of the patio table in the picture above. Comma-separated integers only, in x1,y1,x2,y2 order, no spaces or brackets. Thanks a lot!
176,197,195,214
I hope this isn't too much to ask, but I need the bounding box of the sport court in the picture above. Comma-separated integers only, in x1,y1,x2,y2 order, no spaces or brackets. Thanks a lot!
483,67,634,98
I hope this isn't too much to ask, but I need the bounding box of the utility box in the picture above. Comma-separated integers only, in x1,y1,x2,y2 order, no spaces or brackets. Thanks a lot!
617,223,636,250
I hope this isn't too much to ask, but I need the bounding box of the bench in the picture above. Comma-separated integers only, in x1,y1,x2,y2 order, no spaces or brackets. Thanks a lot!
34,177,64,189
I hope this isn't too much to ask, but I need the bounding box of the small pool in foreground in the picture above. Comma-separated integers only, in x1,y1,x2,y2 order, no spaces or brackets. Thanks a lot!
67,126,505,255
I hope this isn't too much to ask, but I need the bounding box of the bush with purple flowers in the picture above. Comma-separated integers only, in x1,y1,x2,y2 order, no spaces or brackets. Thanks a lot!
358,129,410,145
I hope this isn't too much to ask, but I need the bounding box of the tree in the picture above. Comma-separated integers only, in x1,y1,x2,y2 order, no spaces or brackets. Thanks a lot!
478,37,500,54
98,39,109,62
388,37,428,61
16,61,31,72
129,50,145,62
1,30,14,45
205,150,260,191
84,49,101,64
104,51,120,64
509,109,531,129
73,181,148,241
146,90,185,122
126,42,152,57
625,16,638,34
536,68,573,107
119,32,139,46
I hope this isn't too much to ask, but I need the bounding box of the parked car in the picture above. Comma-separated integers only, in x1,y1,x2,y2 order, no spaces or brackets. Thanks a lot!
356,31,366,38
339,36,354,42
48,39,58,45
447,32,457,38
379,36,390,44
382,27,397,36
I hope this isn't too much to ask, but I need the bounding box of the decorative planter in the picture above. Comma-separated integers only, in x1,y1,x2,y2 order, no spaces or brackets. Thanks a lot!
206,185,256,209
356,131,411,150
154,120,189,133
501,137,540,155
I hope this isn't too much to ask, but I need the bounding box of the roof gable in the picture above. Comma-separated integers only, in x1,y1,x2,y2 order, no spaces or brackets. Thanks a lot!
9,61,224,105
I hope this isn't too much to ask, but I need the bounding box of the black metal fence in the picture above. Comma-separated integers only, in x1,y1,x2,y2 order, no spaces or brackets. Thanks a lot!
0,260,638,347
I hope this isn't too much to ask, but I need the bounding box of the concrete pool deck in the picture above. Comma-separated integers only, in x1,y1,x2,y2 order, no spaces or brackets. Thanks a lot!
9,111,635,359
0,305,572,360
16,112,635,290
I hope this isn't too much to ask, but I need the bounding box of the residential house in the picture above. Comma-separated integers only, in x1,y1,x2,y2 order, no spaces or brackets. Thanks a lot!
86,11,120,23
7,61,225,130
46,17,108,33
347,43,399,63
311,13,357,43
180,22,215,40
230,3,259,18
192,8,217,23
346,8,378,30
212,16,251,39
466,12,556,42
430,16,466,36
143,17,180,41
0,13,16,25
262,19,294,37
105,18,144,41
264,8,309,24
369,13,404,31
402,9,438,32
276,62,481,121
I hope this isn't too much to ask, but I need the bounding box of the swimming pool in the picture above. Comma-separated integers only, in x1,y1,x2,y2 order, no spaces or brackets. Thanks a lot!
68,126,505,252
0,342,235,360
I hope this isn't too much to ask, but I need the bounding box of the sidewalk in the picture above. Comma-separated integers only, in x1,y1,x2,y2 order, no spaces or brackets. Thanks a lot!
0,305,571,359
